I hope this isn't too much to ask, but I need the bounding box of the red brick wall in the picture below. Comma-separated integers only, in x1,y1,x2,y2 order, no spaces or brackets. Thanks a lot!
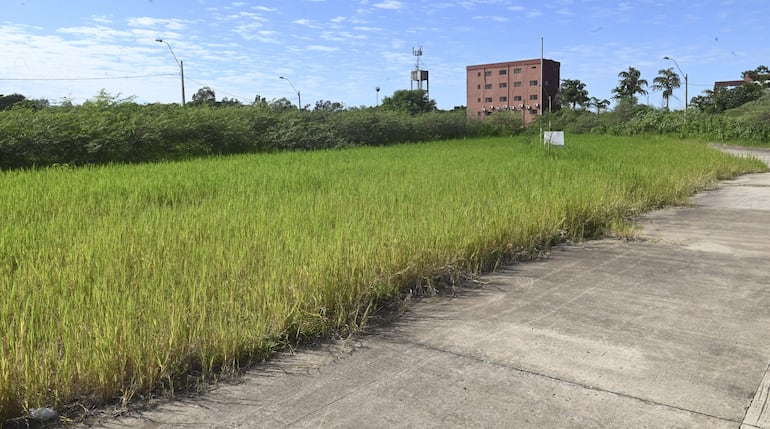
467,59,560,123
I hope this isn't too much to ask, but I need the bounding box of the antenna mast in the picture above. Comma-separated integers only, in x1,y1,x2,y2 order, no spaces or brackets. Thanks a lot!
410,46,429,97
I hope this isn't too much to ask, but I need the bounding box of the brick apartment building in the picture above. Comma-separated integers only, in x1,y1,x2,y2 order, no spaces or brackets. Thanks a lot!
466,58,560,123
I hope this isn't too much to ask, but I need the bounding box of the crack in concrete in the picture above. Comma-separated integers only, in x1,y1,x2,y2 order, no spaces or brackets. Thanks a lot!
401,337,744,427
741,362,770,429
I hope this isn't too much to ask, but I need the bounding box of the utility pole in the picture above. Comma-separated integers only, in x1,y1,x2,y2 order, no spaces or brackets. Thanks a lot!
664,56,688,115
156,39,185,106
279,76,301,110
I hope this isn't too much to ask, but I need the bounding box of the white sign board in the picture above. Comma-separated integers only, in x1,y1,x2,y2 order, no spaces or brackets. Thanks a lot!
544,131,565,146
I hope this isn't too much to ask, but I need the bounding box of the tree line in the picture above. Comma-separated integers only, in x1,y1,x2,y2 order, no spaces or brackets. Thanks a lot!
1,64,768,171
0,88,517,170
560,64,769,112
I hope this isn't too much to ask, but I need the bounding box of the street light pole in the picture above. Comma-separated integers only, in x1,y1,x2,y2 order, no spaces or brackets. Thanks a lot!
156,38,186,106
279,76,301,109
663,56,687,114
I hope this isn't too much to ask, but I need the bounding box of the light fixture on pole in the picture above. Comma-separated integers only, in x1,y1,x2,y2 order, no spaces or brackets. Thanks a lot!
155,38,186,106
279,76,301,109
663,56,688,114
376,86,381,106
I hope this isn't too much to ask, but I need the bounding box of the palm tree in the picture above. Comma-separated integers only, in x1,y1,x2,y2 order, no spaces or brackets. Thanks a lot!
611,67,648,103
588,97,610,114
651,68,681,110
560,79,590,109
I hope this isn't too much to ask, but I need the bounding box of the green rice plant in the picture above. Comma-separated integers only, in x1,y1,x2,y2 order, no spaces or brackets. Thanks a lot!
0,135,765,421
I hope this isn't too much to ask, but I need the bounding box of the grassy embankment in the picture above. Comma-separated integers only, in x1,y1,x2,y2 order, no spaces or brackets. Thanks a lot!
0,135,765,421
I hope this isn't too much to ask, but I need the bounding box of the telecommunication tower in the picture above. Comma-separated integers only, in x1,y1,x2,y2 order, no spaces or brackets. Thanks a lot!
410,46,429,97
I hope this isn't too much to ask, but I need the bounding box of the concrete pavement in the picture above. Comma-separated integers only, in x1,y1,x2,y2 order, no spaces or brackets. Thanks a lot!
88,147,770,428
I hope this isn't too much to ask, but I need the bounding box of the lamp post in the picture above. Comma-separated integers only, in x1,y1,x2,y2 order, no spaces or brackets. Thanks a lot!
376,86,381,106
155,38,185,106
663,56,688,114
279,76,301,109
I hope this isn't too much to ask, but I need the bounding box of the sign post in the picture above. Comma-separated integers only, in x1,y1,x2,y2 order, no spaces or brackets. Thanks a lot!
543,131,565,146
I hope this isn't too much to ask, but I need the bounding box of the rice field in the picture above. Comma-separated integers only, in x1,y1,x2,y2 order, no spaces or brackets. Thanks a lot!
0,135,765,421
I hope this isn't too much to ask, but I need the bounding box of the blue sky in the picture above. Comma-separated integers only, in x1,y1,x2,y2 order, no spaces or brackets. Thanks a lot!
1,0,767,110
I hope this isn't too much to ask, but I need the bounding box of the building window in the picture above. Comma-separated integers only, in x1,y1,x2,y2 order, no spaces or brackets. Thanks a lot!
530,109,538,115
513,81,522,87
513,68,521,74
485,83,493,89
499,96,507,102
477,84,481,89
499,82,507,88
513,95,522,101
499,69,507,75
530,80,538,86
484,97,493,103
544,80,549,87
477,98,481,102
477,72,481,77
484,71,492,77
529,94,538,100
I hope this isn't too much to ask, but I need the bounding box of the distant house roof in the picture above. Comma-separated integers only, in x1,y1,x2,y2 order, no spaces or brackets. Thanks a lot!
714,76,754,88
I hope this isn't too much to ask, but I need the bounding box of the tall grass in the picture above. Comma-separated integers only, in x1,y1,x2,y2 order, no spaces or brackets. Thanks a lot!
0,135,765,421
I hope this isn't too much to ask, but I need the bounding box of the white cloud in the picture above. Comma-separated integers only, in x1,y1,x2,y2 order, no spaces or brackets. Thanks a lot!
293,19,321,29
471,15,509,22
257,30,281,41
91,15,114,24
353,26,382,32
373,0,403,10
233,22,266,39
307,45,339,52
57,25,133,40
126,17,190,31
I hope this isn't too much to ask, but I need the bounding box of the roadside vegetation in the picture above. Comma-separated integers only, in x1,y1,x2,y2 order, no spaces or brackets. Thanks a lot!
0,89,511,171
0,135,765,421
2,66,769,173
2,63,770,423
552,64,770,146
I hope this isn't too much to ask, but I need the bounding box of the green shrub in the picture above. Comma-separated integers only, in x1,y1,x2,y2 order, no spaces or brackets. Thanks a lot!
0,104,486,169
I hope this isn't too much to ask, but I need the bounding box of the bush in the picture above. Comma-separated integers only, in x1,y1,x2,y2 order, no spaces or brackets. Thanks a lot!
527,102,770,145
9,91,765,171
0,103,487,170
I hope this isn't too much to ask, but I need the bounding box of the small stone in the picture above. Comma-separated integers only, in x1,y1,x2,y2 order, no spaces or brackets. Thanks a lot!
28,407,59,427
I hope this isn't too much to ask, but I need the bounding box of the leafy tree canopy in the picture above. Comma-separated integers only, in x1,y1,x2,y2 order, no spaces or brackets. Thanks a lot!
651,68,681,110
587,97,610,114
83,89,136,107
219,97,242,106
691,83,764,113
612,67,648,103
0,93,27,110
314,100,345,112
268,97,295,112
742,65,770,82
191,86,216,106
559,79,590,109
380,89,436,115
